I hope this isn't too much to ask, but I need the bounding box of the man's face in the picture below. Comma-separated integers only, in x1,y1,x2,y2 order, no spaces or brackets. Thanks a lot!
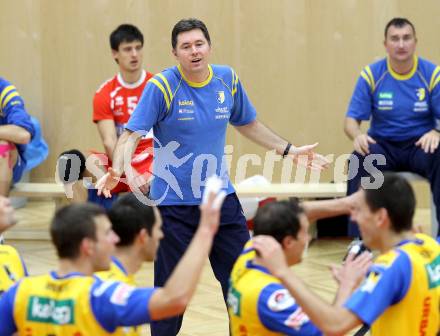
112,40,143,73
384,24,417,63
285,214,310,266
350,190,380,249
91,215,119,271
173,29,211,79
143,207,164,261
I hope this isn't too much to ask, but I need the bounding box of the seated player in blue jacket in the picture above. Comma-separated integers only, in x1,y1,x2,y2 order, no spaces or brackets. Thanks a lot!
344,18,440,238
0,78,35,196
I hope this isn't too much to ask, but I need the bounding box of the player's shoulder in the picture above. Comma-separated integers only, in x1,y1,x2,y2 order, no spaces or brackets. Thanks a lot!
95,74,118,94
0,244,20,257
417,56,439,80
371,245,415,280
211,64,235,80
0,77,16,95
363,58,387,79
0,77,12,90
260,283,295,307
374,248,403,268
147,66,182,91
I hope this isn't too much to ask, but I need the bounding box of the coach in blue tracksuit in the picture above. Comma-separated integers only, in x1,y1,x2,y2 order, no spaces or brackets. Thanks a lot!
344,17,440,237
97,18,328,336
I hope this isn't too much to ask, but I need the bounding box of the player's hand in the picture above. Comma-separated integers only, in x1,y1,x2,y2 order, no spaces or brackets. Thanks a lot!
253,235,290,278
415,129,440,154
199,188,226,236
0,196,16,234
330,251,372,289
96,167,121,198
353,134,376,156
288,142,330,171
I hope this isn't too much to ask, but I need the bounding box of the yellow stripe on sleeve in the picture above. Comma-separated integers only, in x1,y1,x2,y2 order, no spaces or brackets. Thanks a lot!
360,71,373,90
432,75,440,92
150,79,170,110
232,71,239,96
157,74,173,101
0,85,16,105
364,66,375,91
2,92,19,109
429,66,440,91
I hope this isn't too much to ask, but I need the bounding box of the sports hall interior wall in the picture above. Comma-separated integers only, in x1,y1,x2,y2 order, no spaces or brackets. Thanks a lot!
1,0,440,193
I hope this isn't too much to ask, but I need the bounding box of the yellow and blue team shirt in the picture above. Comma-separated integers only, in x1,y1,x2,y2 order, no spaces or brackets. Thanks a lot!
96,256,139,336
228,242,322,335
96,256,136,285
346,56,440,141
126,64,257,205
0,271,156,335
345,233,440,336
0,77,35,182
0,244,28,297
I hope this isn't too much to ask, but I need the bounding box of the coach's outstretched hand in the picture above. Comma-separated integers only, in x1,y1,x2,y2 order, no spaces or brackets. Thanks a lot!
287,142,330,171
96,167,121,198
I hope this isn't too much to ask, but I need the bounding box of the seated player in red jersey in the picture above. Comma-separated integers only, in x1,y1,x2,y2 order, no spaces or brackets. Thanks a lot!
57,24,153,206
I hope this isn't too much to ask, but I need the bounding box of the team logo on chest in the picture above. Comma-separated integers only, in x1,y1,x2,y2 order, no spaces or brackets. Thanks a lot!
416,88,425,101
215,91,229,119
414,88,428,112
217,91,225,104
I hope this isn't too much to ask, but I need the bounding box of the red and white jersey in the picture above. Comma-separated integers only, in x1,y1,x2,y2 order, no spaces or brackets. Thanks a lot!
93,70,154,143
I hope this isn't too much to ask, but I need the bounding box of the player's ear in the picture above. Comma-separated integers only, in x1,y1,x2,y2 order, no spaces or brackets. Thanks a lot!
81,237,95,257
111,49,119,64
137,228,149,244
281,235,293,249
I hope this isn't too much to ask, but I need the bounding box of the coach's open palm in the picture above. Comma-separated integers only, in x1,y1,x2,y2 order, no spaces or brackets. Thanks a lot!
288,142,330,171
96,167,121,198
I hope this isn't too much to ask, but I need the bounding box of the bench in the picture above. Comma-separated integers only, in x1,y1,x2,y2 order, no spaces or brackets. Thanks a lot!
235,182,347,198
10,183,66,208
8,181,437,238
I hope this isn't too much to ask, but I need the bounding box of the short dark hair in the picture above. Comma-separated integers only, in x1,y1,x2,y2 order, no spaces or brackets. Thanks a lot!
51,203,106,259
384,17,416,38
363,172,415,233
171,18,211,49
110,24,144,51
108,193,156,247
253,199,305,243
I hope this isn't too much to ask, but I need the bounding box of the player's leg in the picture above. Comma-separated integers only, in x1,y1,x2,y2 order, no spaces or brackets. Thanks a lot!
408,143,440,237
0,141,18,196
346,140,397,236
209,193,250,301
151,205,197,336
